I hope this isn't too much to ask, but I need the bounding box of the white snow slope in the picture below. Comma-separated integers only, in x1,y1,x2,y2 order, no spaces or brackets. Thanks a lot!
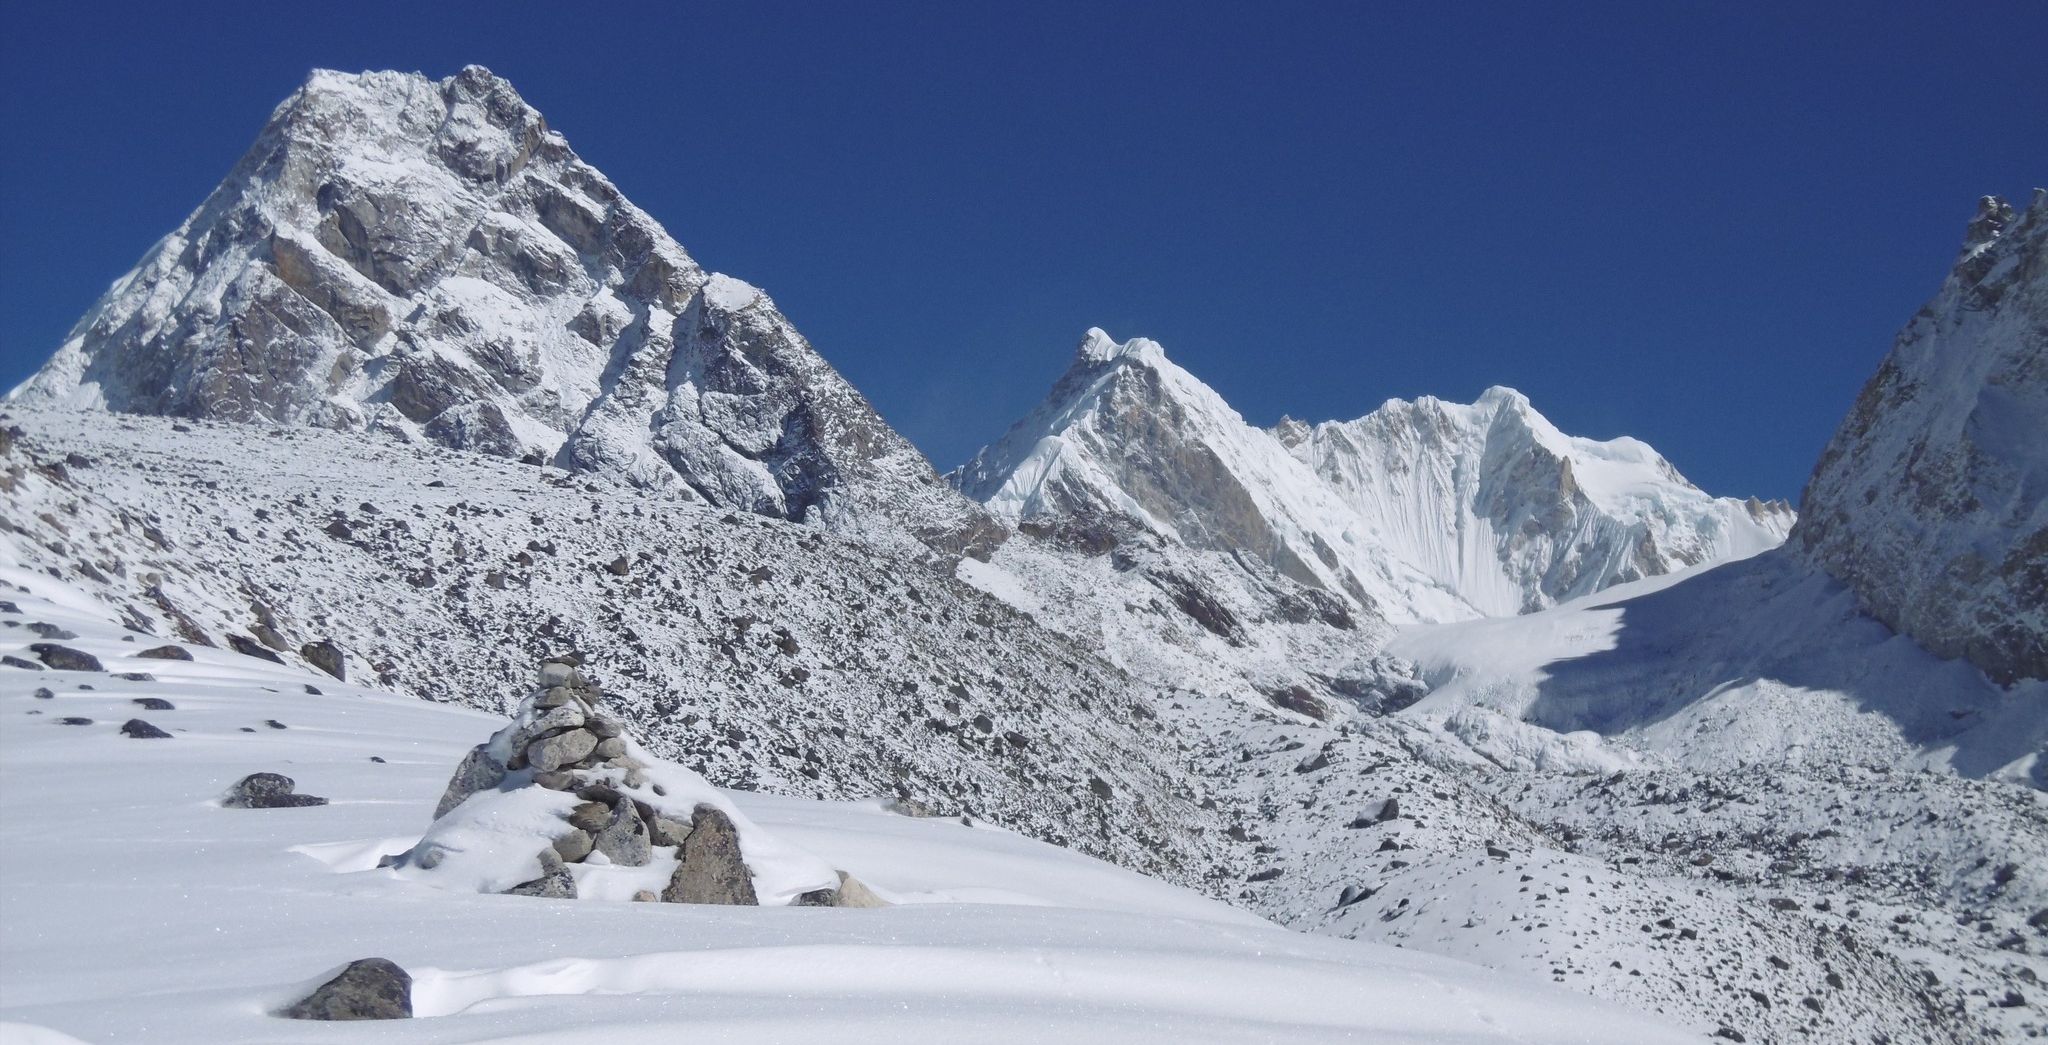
1391,547,2047,784
0,578,1689,1044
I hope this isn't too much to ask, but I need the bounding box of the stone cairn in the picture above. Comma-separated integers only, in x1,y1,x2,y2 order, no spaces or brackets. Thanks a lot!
426,655,883,908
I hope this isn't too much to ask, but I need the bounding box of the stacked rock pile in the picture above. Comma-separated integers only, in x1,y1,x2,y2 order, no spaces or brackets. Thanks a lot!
407,656,883,909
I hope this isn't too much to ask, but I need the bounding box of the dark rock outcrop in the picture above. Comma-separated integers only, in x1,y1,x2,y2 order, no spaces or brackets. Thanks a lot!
279,958,412,1020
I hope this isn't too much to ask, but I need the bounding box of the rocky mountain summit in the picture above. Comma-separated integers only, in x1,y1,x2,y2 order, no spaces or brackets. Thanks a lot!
10,66,998,557
1794,190,2048,684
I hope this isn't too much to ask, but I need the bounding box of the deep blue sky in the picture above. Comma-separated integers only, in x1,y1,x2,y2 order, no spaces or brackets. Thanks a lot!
3,2,2041,499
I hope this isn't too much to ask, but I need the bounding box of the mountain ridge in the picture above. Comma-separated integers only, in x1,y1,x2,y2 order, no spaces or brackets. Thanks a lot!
9,65,1001,559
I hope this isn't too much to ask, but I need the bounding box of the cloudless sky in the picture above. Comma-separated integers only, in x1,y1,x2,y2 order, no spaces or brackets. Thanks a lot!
2,1,2042,500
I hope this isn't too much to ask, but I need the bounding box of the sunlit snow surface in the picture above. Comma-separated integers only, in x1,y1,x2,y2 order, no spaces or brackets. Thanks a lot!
0,582,1688,1043
1391,549,2047,783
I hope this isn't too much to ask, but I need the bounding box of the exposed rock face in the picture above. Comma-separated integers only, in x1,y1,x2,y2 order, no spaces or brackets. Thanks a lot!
1793,191,2048,683
279,957,412,1020
11,66,999,559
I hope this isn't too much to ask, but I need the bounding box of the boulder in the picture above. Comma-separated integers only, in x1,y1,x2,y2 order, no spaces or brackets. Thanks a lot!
527,728,596,772
224,772,328,808
649,815,692,847
29,644,102,672
503,849,576,899
2,655,43,670
551,827,594,862
591,798,651,866
663,806,757,905
300,640,346,681
136,645,193,661
133,697,175,711
279,958,412,1020
434,744,506,819
119,718,172,739
226,634,284,663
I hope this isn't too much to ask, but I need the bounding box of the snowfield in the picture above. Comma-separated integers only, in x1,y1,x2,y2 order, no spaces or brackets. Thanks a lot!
0,582,1690,1044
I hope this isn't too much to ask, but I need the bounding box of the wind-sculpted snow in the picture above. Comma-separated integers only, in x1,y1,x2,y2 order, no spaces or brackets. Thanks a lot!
1794,190,2048,683
9,66,999,558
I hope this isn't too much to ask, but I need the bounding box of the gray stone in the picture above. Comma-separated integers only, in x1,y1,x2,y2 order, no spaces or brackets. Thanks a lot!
224,772,328,808
434,744,506,819
503,849,576,899
29,644,101,672
791,871,890,909
537,661,578,688
27,622,79,640
527,728,596,772
662,805,757,905
649,816,692,847
568,801,611,834
133,697,175,711
226,634,284,664
591,799,651,866
300,639,346,681
280,957,412,1020
3,655,44,670
119,718,172,739
586,714,624,739
135,645,193,661
592,736,626,760
551,827,593,862
521,703,585,739
832,871,889,909
532,770,574,790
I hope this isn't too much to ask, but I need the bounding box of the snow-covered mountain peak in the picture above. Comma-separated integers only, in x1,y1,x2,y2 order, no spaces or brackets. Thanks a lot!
10,67,1000,558
1794,189,2047,682
1075,326,1166,366
1286,386,1791,615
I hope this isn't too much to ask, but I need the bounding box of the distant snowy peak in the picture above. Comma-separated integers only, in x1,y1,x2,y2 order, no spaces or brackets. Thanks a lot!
953,328,1481,626
1285,386,1795,614
10,66,998,557
955,328,1789,623
1794,190,2048,683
